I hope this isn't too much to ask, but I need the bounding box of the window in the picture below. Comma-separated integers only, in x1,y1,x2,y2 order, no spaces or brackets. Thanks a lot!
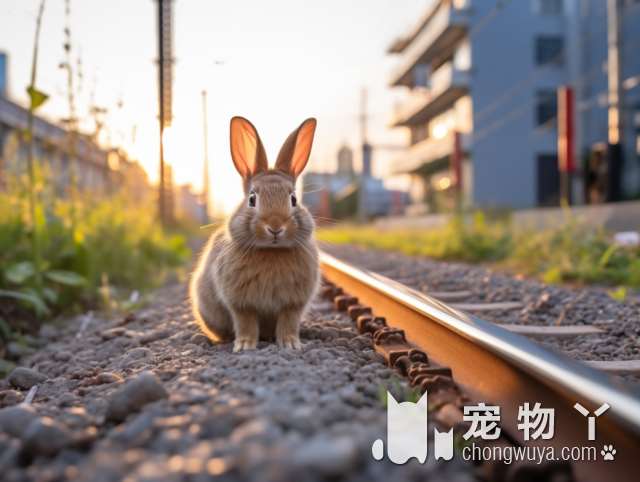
535,36,564,65
536,154,560,206
413,64,430,88
535,90,557,127
534,0,564,15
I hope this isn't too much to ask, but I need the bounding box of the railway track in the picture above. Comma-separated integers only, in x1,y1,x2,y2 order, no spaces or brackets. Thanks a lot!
319,251,640,482
2,251,639,482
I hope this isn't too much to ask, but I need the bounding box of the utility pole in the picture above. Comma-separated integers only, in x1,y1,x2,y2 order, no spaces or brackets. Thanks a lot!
201,89,210,223
606,0,623,201
155,0,174,226
357,87,371,222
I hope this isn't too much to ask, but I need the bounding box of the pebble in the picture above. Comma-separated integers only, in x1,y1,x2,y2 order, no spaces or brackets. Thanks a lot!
291,435,360,476
1,282,476,482
0,389,24,407
139,329,172,345
38,325,60,340
8,366,47,389
6,342,35,360
100,327,127,340
21,417,72,457
105,371,168,422
52,350,73,362
0,405,37,437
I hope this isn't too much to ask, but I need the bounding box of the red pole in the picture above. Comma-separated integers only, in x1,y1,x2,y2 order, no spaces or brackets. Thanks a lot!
557,86,575,204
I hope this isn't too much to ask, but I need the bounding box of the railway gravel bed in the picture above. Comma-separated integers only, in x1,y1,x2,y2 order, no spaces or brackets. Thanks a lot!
322,244,640,369
0,283,477,482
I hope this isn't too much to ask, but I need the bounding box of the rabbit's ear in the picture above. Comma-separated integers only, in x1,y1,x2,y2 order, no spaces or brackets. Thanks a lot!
230,117,268,180
274,118,317,179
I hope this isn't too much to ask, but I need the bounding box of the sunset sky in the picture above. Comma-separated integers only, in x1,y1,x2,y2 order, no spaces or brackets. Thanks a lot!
0,0,425,213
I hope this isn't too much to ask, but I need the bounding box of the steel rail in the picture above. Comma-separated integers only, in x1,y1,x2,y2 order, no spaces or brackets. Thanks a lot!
320,251,640,482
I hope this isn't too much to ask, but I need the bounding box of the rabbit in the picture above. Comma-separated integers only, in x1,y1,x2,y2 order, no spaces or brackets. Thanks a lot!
190,116,320,352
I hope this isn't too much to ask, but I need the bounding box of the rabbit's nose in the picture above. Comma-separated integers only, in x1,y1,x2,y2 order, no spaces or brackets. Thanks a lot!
267,226,284,237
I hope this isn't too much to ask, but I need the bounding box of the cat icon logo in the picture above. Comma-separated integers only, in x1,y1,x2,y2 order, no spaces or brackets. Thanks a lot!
372,391,453,463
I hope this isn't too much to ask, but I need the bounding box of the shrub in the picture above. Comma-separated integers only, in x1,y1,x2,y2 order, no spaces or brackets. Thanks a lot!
0,192,190,337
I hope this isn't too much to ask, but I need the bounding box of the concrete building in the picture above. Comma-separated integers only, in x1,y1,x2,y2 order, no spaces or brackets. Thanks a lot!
336,144,355,177
0,52,149,199
387,0,640,212
302,144,408,220
0,52,7,98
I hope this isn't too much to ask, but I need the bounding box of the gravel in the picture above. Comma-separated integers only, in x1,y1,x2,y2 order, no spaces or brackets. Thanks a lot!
0,283,477,482
322,244,640,381
8,367,47,389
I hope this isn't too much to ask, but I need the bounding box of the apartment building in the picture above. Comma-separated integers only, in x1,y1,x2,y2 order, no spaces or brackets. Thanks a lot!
388,0,640,212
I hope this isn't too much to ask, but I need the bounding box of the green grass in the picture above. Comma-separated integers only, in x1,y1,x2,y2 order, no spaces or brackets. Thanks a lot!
0,190,191,340
318,213,640,291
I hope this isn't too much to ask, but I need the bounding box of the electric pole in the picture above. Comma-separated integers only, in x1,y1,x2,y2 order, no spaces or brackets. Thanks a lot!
155,0,174,226
201,89,210,223
357,87,371,222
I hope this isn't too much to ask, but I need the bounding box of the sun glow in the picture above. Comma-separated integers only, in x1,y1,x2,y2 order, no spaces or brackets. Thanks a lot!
1,0,427,215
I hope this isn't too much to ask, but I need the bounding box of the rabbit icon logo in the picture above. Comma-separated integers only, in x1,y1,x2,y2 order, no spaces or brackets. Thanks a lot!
372,391,454,463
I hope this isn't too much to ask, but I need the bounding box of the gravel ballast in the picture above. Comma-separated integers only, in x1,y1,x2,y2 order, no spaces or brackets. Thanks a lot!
322,244,640,373
0,283,477,482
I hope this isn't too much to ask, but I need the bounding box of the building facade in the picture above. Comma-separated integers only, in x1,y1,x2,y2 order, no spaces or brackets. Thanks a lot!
387,0,640,212
0,53,151,200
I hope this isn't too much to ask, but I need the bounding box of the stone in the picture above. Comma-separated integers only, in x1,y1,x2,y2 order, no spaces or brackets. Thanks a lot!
139,329,171,345
38,325,60,340
6,342,35,360
8,367,47,389
100,327,127,340
0,405,37,437
0,389,24,407
291,435,359,476
21,417,72,457
105,371,168,422
52,350,73,362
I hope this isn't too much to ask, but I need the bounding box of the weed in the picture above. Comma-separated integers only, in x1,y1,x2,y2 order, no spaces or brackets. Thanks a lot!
318,214,640,290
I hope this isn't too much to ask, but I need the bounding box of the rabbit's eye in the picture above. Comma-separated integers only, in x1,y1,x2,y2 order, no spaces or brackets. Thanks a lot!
290,193,297,207
248,192,257,208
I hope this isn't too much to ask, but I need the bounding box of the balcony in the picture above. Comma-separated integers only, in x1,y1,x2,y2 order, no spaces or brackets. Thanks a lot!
390,62,468,127
390,132,469,175
389,2,468,88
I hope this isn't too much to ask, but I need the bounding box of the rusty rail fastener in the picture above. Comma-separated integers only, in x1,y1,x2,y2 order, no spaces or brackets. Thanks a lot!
393,355,412,376
348,304,372,321
320,284,343,301
356,315,386,334
407,349,428,364
373,327,406,346
334,295,358,311
417,375,457,394
408,366,453,381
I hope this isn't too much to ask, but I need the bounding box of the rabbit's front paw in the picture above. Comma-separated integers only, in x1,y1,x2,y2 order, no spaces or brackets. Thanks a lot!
233,336,258,352
277,333,302,350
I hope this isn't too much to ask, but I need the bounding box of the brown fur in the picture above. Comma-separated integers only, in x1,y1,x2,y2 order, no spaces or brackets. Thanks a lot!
189,118,320,351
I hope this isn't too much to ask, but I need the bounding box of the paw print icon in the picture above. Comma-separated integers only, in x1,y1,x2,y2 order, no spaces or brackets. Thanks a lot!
601,444,616,461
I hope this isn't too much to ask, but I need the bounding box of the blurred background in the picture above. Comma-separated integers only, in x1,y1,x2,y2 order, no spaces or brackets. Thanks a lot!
1,0,638,225
1,1,640,335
